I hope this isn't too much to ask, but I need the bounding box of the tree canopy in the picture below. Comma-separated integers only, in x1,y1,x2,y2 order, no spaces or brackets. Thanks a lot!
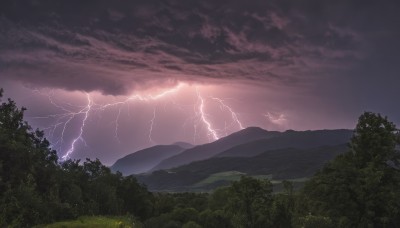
301,112,400,227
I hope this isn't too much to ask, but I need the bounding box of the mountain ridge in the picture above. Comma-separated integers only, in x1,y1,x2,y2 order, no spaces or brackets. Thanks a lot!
150,127,280,171
136,144,349,192
216,129,353,157
111,144,186,175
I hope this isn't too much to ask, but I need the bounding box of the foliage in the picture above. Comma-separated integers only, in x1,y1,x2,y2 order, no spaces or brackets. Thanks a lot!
39,216,136,228
0,88,59,226
301,112,400,227
182,221,202,228
270,180,295,227
227,176,273,228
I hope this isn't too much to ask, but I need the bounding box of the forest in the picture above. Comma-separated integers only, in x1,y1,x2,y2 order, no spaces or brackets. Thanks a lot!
1,87,400,228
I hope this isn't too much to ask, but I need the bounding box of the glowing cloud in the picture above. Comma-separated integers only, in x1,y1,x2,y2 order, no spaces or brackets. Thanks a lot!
264,112,287,126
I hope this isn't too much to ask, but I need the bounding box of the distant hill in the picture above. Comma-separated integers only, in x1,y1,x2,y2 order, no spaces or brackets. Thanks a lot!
216,129,353,157
150,127,280,171
111,144,186,175
172,142,194,149
136,144,348,192
175,144,348,179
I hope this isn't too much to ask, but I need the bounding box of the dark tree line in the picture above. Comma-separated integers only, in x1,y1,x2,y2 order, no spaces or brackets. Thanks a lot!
1,88,400,227
298,112,400,227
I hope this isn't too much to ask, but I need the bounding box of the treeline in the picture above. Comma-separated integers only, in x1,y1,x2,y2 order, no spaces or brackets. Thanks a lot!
1,88,400,227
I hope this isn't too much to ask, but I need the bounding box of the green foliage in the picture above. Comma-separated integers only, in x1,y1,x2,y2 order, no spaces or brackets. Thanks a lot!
199,209,232,228
301,112,400,227
270,181,295,227
40,216,135,228
351,112,398,166
208,187,231,211
118,175,154,220
222,176,274,228
169,207,199,224
0,88,59,226
297,214,334,228
182,221,202,228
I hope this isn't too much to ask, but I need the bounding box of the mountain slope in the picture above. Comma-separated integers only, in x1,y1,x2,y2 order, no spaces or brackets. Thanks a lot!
150,127,280,171
216,129,353,157
176,144,348,178
137,144,348,192
111,144,186,175
172,142,194,149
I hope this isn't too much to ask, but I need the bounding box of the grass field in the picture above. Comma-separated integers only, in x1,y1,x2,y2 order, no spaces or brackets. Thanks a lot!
193,171,246,187
193,171,308,192
270,177,309,184
193,171,273,188
39,216,137,228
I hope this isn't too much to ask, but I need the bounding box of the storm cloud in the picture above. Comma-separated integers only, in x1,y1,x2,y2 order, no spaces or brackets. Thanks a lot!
1,0,400,164
0,0,371,95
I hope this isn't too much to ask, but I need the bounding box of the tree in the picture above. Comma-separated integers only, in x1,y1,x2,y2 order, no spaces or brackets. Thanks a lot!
182,221,203,228
227,176,273,228
199,209,232,228
118,175,154,220
302,112,400,227
351,112,399,167
271,181,295,227
0,89,60,226
209,187,231,211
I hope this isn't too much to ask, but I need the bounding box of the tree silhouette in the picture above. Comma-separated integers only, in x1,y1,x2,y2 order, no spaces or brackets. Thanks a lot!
302,112,400,227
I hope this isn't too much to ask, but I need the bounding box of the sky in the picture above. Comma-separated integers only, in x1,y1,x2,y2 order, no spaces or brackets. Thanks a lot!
1,0,399,165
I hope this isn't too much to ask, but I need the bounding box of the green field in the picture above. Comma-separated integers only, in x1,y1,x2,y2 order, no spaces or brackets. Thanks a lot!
38,216,137,228
270,177,309,184
193,171,246,187
193,171,308,192
193,171,273,188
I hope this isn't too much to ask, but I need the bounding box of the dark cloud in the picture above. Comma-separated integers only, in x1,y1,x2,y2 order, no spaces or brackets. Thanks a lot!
2,0,400,165
0,0,397,96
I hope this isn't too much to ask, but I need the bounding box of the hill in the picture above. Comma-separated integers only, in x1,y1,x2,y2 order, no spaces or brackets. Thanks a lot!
111,144,186,175
172,142,194,149
216,129,353,157
150,127,280,171
137,144,348,192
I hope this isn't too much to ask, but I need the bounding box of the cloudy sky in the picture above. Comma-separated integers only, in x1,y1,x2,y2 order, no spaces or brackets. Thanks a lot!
1,0,399,165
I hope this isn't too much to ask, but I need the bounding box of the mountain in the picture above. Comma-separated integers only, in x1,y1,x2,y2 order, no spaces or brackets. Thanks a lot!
137,144,348,192
111,144,186,175
172,142,194,149
150,127,280,171
175,144,348,179
216,129,353,157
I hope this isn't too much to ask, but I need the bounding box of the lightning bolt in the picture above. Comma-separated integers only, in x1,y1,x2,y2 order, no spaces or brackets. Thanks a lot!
30,85,183,160
196,89,219,141
61,93,92,161
148,107,156,143
28,83,248,160
211,97,244,130
96,84,183,144
114,106,122,144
